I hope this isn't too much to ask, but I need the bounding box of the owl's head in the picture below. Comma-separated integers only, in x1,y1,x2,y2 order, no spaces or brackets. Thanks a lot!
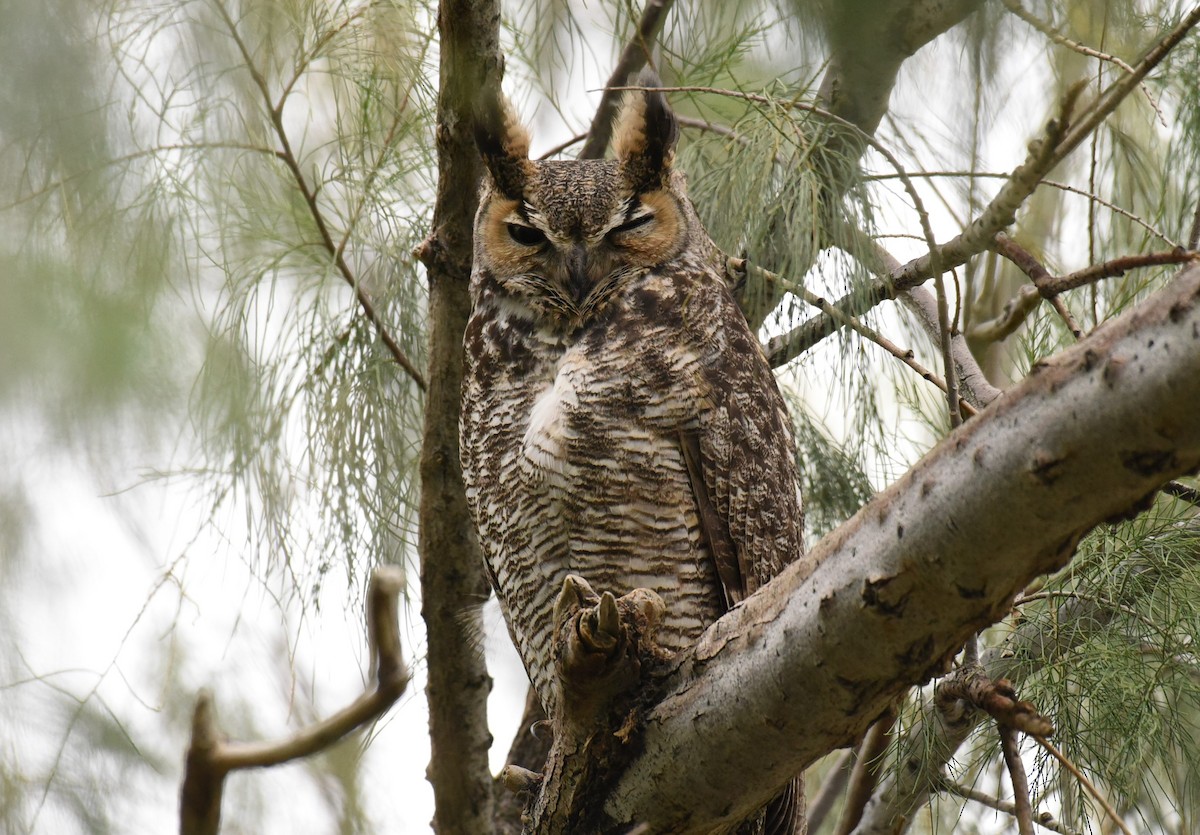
472,72,698,325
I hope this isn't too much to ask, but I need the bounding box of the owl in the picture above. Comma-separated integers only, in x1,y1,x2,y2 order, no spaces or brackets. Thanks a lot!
460,73,806,834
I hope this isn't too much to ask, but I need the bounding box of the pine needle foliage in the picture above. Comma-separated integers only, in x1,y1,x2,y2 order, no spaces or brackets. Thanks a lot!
5,0,1200,832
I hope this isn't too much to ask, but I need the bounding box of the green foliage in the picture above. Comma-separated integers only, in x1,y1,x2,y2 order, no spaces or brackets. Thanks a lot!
5,0,1200,833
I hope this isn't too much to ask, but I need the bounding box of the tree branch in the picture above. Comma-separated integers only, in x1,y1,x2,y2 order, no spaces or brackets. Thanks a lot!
834,710,895,835
1037,249,1200,296
414,0,505,831
179,569,409,835
940,780,1081,835
1000,726,1035,835
991,233,1084,339
213,1,426,390
590,264,1200,833
806,750,854,833
578,0,674,160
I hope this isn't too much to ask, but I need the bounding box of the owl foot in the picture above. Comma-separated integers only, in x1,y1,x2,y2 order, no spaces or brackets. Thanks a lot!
520,575,669,832
551,575,666,721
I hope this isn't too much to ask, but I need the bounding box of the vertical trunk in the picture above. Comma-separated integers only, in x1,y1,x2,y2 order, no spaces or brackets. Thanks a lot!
418,1,504,831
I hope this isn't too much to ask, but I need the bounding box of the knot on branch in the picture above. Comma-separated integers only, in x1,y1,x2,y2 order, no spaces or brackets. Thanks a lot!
935,665,1054,737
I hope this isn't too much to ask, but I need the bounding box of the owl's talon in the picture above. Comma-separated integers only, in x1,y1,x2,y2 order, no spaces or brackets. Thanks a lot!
554,574,598,629
578,591,621,654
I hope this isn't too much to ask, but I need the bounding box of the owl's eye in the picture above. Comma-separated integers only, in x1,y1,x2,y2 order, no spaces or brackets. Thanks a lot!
611,213,654,236
507,222,547,247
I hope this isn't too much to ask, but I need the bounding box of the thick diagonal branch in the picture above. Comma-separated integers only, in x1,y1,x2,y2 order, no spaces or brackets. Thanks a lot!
589,265,1200,833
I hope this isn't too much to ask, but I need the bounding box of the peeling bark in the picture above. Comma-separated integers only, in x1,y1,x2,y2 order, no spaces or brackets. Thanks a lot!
592,265,1200,833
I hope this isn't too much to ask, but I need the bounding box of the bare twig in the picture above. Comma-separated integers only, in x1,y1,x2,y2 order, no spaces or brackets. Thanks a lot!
214,1,426,390
537,131,588,160
940,779,1081,835
968,284,1043,343
1033,736,1132,835
578,0,675,160
731,258,978,416
179,569,409,835
932,263,964,427
1000,726,1035,835
991,234,1084,339
835,710,896,835
1001,0,1166,124
1189,198,1200,251
1038,249,1200,296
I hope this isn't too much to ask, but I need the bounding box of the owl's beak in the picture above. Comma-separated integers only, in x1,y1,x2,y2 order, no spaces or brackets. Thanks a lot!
565,243,589,305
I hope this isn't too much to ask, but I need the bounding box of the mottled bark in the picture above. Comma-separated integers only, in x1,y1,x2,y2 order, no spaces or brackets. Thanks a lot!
593,265,1200,833
416,0,504,830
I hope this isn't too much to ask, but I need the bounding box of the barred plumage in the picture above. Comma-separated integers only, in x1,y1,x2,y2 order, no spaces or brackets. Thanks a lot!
461,73,806,835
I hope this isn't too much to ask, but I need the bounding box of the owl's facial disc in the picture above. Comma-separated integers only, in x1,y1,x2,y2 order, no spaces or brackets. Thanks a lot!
480,183,685,321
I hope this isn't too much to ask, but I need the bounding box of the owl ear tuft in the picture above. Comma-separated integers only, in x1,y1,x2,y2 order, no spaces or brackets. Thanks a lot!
613,68,678,190
474,93,532,199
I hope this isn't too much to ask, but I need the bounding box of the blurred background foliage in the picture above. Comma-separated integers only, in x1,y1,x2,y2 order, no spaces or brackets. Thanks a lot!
2,0,1200,832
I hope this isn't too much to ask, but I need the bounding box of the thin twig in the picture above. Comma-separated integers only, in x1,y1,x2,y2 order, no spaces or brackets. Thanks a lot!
968,284,1042,343
1038,249,1200,296
1001,0,1166,125
214,1,427,390
578,0,675,160
834,709,895,835
940,779,1081,835
730,259,977,416
537,131,588,160
1189,198,1200,251
1033,736,1132,835
1000,725,1035,835
991,234,1084,338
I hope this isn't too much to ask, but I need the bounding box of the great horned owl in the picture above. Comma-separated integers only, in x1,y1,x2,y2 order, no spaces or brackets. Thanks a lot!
461,74,806,834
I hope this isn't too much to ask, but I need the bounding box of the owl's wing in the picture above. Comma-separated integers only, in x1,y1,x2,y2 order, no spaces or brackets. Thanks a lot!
680,430,746,608
677,298,805,610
